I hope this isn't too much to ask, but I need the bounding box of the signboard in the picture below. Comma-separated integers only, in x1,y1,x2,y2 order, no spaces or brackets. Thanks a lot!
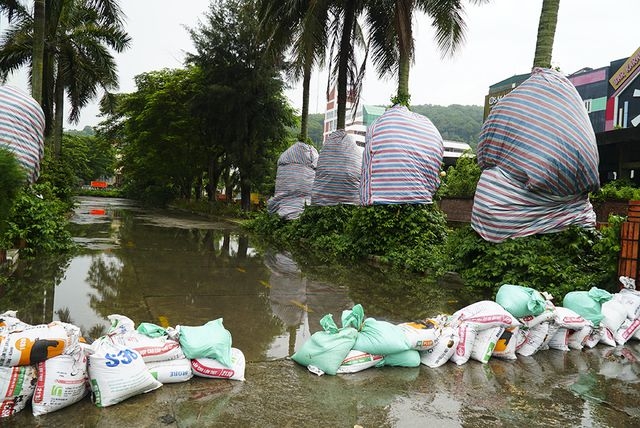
609,46,640,91
90,181,108,188
483,88,515,120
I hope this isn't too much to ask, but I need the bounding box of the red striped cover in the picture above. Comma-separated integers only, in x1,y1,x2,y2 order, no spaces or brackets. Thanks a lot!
472,68,599,242
311,130,362,206
0,86,45,183
267,142,319,220
359,105,444,205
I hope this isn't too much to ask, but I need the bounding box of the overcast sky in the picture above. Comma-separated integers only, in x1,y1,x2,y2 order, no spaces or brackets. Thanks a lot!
6,0,640,130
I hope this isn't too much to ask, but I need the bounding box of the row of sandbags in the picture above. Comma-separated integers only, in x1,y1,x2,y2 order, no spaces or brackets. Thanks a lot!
292,283,640,376
0,312,244,418
267,105,444,219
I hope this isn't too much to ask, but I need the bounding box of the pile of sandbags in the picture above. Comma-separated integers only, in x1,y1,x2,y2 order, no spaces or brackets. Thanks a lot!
359,105,444,205
472,68,600,243
0,311,244,418
311,130,362,206
267,141,319,220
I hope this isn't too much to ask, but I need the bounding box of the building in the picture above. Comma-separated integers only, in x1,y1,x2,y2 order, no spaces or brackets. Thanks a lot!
484,46,640,184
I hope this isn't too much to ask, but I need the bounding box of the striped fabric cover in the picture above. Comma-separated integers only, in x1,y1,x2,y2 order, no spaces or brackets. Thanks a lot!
472,68,600,243
359,105,444,205
267,141,319,220
0,86,45,183
311,130,362,206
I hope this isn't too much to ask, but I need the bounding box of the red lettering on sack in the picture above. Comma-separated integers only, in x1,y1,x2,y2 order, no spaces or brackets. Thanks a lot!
33,364,46,403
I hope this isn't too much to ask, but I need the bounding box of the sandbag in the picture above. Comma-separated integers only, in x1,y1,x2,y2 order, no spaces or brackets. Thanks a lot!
614,319,640,346
106,331,184,363
567,326,592,350
267,141,318,220
32,347,89,416
88,339,162,407
0,86,46,183
0,365,36,418
615,290,640,320
341,304,410,356
0,311,30,333
517,322,549,356
379,350,421,368
495,284,546,318
548,328,570,351
492,326,519,359
398,318,442,351
359,105,443,205
563,287,612,327
336,350,383,374
178,319,232,367
311,130,362,206
0,323,70,366
600,299,628,332
291,314,358,376
472,68,599,242
146,358,193,384
191,348,246,381
452,300,520,330
450,322,478,365
470,326,503,364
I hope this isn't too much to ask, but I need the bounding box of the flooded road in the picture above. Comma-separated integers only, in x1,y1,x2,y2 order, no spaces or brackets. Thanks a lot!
1,196,639,427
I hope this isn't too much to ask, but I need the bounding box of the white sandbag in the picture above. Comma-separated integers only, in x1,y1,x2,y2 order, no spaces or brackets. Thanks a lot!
105,332,184,363
452,301,520,330
548,328,570,351
598,326,616,347
106,314,136,334
191,348,245,381
146,358,193,384
450,322,478,365
615,290,640,320
601,299,629,332
492,326,519,359
32,347,89,416
419,327,458,368
614,319,640,346
0,323,70,366
398,319,443,351
336,350,383,374
517,322,549,356
518,303,556,328
0,311,30,333
567,326,592,350
470,326,503,364
88,339,162,407
538,322,560,351
553,306,590,329
584,326,603,348
0,365,36,418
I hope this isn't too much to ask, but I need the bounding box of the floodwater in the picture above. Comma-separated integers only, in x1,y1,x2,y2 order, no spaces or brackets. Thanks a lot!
1,196,639,427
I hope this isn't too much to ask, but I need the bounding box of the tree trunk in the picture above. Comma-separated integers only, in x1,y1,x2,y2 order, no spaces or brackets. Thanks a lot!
532,0,560,69
31,0,45,106
300,61,312,142
240,177,251,212
52,63,64,158
336,0,357,130
395,0,412,106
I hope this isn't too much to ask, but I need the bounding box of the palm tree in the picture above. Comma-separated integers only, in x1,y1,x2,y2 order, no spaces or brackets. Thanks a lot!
367,0,489,107
532,0,560,68
0,0,130,156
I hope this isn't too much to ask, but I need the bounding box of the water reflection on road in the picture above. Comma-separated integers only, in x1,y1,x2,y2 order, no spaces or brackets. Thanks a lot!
1,196,639,427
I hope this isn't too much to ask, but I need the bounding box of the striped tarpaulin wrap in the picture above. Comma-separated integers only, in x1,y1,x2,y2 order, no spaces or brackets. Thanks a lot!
359,105,444,205
0,86,45,183
472,167,596,243
311,130,362,206
472,68,600,242
267,141,319,220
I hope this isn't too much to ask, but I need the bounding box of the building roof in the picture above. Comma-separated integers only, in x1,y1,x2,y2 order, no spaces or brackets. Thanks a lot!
488,73,531,93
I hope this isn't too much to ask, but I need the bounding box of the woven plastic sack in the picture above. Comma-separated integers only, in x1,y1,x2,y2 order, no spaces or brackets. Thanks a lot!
291,314,358,376
146,358,193,384
267,141,318,219
336,350,383,374
563,287,612,327
0,323,70,366
495,284,546,318
341,304,410,355
0,86,45,183
311,130,362,206
0,365,36,418
359,105,443,205
379,350,421,367
178,319,232,367
472,68,599,242
191,348,246,381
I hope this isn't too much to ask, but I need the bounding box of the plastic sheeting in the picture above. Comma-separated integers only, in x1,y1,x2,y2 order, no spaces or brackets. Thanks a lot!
0,86,45,184
359,105,443,205
311,130,362,206
267,142,318,220
472,68,600,243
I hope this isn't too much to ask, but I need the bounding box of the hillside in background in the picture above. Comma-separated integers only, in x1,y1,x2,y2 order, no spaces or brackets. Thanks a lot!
306,104,483,148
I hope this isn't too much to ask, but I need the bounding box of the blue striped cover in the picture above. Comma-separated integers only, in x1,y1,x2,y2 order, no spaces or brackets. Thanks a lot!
359,105,444,205
472,68,599,242
0,86,45,183
311,130,362,206
267,141,319,220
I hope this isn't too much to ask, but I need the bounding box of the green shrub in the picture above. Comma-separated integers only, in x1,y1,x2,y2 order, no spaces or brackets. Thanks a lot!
0,148,25,238
436,152,480,199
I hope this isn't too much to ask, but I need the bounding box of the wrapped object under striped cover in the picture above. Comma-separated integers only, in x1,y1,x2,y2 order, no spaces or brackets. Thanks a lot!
359,105,444,205
472,68,599,243
311,130,362,206
0,86,45,183
267,141,318,220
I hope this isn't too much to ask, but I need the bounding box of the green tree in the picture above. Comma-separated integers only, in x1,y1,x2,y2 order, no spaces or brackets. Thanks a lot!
188,0,296,211
0,147,25,241
532,0,560,68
